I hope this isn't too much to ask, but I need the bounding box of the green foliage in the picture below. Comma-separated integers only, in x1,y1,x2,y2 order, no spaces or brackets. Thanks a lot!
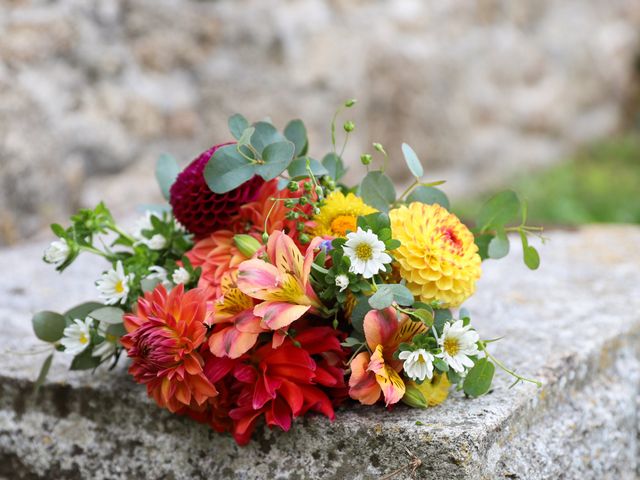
34,353,54,392
32,311,66,342
401,143,424,178
322,153,346,181
368,284,414,310
204,145,255,193
228,114,249,140
155,154,180,200
487,227,509,259
284,119,308,157
258,141,295,180
288,157,328,180
463,358,495,397
64,302,104,325
477,190,521,232
359,171,396,212
406,186,450,210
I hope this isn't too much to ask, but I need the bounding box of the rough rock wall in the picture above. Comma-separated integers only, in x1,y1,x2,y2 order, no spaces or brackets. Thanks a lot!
1,0,639,244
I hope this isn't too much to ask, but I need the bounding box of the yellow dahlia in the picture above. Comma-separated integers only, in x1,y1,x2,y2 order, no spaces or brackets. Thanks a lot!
312,191,377,237
389,202,481,307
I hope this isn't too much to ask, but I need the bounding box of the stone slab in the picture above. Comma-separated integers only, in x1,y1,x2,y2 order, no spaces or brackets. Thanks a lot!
0,226,639,479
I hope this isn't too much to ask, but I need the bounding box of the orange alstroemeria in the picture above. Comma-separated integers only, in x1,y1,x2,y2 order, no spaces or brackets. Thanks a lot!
237,230,324,332
208,272,269,359
348,307,427,406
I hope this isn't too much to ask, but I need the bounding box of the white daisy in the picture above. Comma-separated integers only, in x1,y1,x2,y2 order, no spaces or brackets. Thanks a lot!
92,320,118,362
43,238,70,266
145,265,172,289
60,317,93,356
172,267,191,285
399,348,435,381
335,274,350,292
343,227,392,279
146,234,167,250
96,261,134,305
436,320,480,373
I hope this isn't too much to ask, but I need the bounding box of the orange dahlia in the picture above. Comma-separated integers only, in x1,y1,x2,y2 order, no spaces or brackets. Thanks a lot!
121,284,218,413
389,202,481,307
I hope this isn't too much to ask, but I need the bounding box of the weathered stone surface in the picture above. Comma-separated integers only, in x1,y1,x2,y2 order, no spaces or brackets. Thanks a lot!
0,225,639,479
2,0,640,244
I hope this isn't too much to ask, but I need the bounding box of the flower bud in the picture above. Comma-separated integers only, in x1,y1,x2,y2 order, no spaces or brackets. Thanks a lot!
284,199,297,208
360,154,372,165
234,234,262,258
299,196,308,206
262,232,269,244
303,182,313,192
343,121,355,133
287,181,299,192
401,383,428,409
344,99,357,107
298,233,310,244
373,142,386,154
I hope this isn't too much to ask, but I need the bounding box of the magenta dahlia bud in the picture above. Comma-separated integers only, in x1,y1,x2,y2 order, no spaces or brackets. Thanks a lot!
169,143,264,237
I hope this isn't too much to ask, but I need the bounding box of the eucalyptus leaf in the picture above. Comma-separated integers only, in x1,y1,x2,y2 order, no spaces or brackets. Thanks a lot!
32,311,66,343
155,153,180,201
88,307,124,325
70,348,101,371
350,295,372,334
284,119,308,157
477,190,521,232
401,143,424,178
237,126,255,146
257,141,295,180
406,186,450,210
487,228,510,259
34,353,54,392
228,114,249,140
524,245,540,270
140,277,161,293
251,121,284,154
412,308,434,326
474,233,494,260
287,157,329,180
463,358,495,397
63,302,103,325
369,284,414,310
359,171,396,212
322,153,346,181
204,145,256,194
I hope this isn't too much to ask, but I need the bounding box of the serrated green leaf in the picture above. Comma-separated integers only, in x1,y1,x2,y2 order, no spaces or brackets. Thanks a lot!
257,141,295,180
401,143,424,178
204,144,256,194
284,119,308,157
155,153,180,201
287,157,329,179
229,114,249,140
322,153,346,181
463,358,495,397
524,245,540,270
477,190,521,232
407,186,450,210
32,311,67,342
251,121,284,154
359,171,396,212
488,228,510,259
34,353,54,392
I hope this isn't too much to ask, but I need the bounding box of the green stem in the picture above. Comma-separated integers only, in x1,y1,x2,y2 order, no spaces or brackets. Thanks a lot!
397,179,419,201
479,341,542,387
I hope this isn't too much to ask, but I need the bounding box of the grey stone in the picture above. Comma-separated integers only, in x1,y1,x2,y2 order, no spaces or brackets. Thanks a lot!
0,225,639,479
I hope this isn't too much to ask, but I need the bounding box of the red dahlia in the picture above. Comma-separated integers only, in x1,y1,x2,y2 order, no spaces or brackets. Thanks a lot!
169,143,264,237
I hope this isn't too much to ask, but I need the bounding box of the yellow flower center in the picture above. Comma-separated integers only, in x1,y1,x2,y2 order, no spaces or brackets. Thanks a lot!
443,337,460,356
417,354,427,364
114,280,125,293
355,243,373,261
330,215,357,236
79,334,89,344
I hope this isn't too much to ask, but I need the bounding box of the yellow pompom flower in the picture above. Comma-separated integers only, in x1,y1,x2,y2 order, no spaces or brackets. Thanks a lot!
389,202,481,307
312,191,377,237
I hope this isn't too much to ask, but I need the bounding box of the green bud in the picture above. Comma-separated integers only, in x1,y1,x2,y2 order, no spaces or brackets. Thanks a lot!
360,154,372,165
286,211,299,220
299,197,308,206
284,199,297,208
343,121,355,133
344,99,357,107
313,207,321,215
287,181,299,192
261,232,269,244
373,142,386,155
234,234,262,257
303,182,313,192
296,223,305,232
402,383,428,409
298,233,310,244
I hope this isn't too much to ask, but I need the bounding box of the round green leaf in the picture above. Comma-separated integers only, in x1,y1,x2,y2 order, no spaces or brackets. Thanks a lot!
251,121,284,154
257,141,295,180
322,153,346,181
524,246,540,270
70,349,101,371
64,302,104,324
155,153,180,201
287,157,329,180
487,230,510,259
32,311,66,342
477,190,521,232
88,306,124,325
204,145,256,193
228,114,249,140
463,358,495,397
401,143,424,178
406,186,450,210
284,119,308,157
359,171,396,212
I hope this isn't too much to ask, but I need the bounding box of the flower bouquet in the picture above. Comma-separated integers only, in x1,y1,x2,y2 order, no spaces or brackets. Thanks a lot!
33,100,543,445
